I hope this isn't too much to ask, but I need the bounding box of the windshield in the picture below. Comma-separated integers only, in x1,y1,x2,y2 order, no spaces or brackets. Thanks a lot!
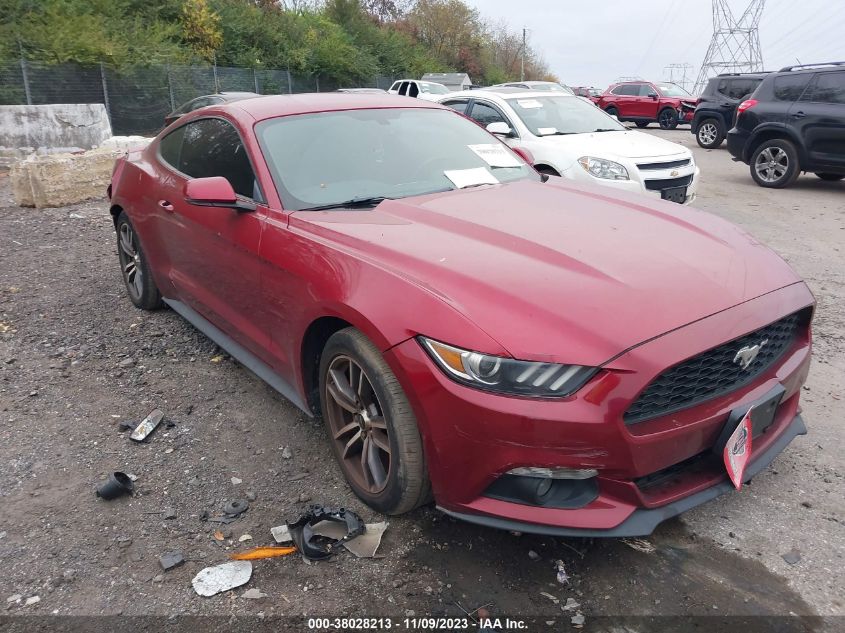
529,83,574,94
421,82,449,94
507,95,626,136
256,108,539,211
657,83,692,98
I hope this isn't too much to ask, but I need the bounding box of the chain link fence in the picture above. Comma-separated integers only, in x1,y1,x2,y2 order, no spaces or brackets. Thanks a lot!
0,59,399,136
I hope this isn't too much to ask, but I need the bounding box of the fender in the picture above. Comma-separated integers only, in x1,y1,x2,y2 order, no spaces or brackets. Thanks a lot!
743,123,807,163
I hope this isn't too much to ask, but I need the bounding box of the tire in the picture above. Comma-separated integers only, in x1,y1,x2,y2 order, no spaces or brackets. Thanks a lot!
605,106,619,119
815,173,845,181
750,139,801,188
635,122,649,129
318,327,431,515
537,166,560,177
696,118,725,149
658,108,678,130
116,211,162,310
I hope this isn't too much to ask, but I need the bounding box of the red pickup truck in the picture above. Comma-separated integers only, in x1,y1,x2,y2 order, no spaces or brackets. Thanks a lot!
596,81,698,129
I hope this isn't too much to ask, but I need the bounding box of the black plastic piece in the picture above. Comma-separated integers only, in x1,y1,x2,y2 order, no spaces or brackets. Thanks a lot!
223,499,250,516
484,474,599,509
287,505,365,561
96,472,134,500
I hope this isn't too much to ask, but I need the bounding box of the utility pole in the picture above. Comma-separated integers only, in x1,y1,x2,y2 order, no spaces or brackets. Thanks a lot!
693,0,766,94
521,27,526,81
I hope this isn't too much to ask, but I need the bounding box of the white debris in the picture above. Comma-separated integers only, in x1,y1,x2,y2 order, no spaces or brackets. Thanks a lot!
191,561,253,597
25,596,40,606
271,525,292,544
242,588,267,600
621,538,656,554
231,477,242,485
238,534,253,542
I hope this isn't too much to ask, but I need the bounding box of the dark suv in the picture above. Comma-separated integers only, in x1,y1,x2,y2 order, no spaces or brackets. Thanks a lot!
727,62,845,187
692,73,768,148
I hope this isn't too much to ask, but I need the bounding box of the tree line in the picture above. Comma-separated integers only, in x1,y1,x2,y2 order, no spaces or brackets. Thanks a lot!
0,0,557,85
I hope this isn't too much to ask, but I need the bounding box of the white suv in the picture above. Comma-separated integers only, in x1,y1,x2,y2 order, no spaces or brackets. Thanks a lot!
438,89,700,204
388,79,450,101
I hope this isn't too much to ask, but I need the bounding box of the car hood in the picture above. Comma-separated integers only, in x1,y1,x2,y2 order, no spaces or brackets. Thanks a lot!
294,179,802,365
534,130,689,160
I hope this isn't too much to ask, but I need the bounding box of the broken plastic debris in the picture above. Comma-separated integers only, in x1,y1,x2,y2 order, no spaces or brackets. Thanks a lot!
95,472,134,500
540,591,559,604
238,534,253,542
555,560,569,585
191,560,252,597
621,538,656,554
242,588,267,600
287,505,365,561
229,546,297,561
210,354,224,363
231,477,242,485
159,551,185,571
223,499,249,516
129,409,164,442
343,521,388,558
271,524,292,543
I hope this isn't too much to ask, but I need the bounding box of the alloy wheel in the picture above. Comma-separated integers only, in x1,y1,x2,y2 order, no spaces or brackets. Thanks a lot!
698,123,718,145
324,355,392,494
658,110,676,129
118,223,143,300
754,147,789,183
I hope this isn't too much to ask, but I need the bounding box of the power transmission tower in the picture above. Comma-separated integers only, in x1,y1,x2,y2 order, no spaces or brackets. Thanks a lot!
664,63,694,92
693,0,766,95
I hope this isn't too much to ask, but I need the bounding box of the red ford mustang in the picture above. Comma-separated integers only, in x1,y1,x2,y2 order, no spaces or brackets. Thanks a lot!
108,94,813,536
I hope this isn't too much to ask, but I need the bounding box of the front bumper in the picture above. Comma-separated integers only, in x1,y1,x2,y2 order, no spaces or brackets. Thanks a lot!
560,164,700,205
384,283,813,535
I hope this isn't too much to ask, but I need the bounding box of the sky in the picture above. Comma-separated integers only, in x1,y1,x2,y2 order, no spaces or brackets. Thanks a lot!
465,0,845,93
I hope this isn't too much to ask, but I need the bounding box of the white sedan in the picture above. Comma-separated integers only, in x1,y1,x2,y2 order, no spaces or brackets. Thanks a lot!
437,89,700,204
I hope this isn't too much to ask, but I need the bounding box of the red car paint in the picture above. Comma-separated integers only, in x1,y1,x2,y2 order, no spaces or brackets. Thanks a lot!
109,94,813,535
597,81,698,125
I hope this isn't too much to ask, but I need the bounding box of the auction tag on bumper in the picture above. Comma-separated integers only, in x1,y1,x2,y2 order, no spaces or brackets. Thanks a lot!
724,407,754,490
468,144,522,168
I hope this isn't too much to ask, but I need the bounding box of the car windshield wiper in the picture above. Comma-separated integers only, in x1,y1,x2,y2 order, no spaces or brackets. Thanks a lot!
538,131,575,136
592,128,620,133
298,196,391,212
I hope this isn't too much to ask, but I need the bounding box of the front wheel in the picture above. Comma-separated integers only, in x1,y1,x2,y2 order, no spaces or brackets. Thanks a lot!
116,212,161,310
696,118,725,149
635,122,649,129
604,106,619,119
658,108,678,130
319,328,431,515
815,173,844,181
750,139,801,188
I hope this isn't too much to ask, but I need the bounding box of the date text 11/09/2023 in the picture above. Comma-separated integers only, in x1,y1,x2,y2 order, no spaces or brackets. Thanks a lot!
307,617,529,630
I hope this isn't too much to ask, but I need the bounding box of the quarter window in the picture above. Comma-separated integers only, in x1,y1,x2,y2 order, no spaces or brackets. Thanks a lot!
468,102,509,127
441,99,470,114
773,75,811,101
177,118,259,200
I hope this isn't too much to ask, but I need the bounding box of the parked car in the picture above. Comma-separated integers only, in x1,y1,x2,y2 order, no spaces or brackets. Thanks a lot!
727,62,845,187
337,88,387,93
108,93,813,537
490,80,575,95
692,73,768,148
164,92,259,127
439,89,700,204
387,79,450,100
572,86,602,101
596,81,698,129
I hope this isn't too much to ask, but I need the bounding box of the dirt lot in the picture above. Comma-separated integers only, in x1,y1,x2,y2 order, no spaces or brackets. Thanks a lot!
0,128,842,631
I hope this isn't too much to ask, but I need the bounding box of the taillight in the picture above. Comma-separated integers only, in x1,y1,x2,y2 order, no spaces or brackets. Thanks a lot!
737,99,758,114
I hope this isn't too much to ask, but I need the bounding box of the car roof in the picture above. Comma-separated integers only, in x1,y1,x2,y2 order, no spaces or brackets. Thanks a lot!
227,93,443,121
439,89,576,102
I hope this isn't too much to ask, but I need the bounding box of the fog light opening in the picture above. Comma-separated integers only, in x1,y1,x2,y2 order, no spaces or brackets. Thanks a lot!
507,466,599,480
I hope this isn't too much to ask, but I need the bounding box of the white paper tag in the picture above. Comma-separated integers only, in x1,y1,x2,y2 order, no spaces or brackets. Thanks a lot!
468,144,522,168
537,127,559,136
444,167,499,189
516,99,543,109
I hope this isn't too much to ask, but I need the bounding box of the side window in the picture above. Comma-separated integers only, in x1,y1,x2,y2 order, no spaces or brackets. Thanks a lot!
610,85,626,95
773,74,811,101
809,72,845,104
639,84,656,96
441,99,470,114
398,81,409,96
178,118,259,200
408,82,420,98
469,101,508,127
724,79,756,100
389,81,400,92
159,126,185,168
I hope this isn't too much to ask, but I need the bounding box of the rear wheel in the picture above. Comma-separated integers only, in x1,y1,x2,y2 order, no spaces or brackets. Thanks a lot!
815,173,844,181
319,328,431,515
658,108,678,130
116,212,161,310
605,106,619,119
750,139,800,188
635,122,649,129
696,118,725,149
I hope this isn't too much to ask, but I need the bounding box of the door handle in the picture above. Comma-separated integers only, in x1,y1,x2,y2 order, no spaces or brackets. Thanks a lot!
158,200,174,212
791,111,806,118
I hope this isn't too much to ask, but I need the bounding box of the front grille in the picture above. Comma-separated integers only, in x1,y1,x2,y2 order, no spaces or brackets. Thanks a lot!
636,158,692,170
624,310,806,424
644,174,694,191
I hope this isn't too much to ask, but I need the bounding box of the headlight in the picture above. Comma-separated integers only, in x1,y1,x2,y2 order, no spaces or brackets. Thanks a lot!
578,156,629,180
419,337,597,397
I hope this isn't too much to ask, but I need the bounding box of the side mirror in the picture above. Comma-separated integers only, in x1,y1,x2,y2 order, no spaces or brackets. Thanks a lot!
648,92,658,100
183,177,255,212
486,121,514,137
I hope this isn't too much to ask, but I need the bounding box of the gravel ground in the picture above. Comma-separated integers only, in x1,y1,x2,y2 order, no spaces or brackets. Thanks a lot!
0,128,842,631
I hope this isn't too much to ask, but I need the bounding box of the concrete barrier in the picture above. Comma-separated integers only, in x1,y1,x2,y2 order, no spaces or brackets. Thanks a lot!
0,104,112,167
10,137,149,209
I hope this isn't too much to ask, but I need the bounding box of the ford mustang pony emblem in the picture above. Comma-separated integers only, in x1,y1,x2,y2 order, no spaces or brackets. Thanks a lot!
733,339,769,370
